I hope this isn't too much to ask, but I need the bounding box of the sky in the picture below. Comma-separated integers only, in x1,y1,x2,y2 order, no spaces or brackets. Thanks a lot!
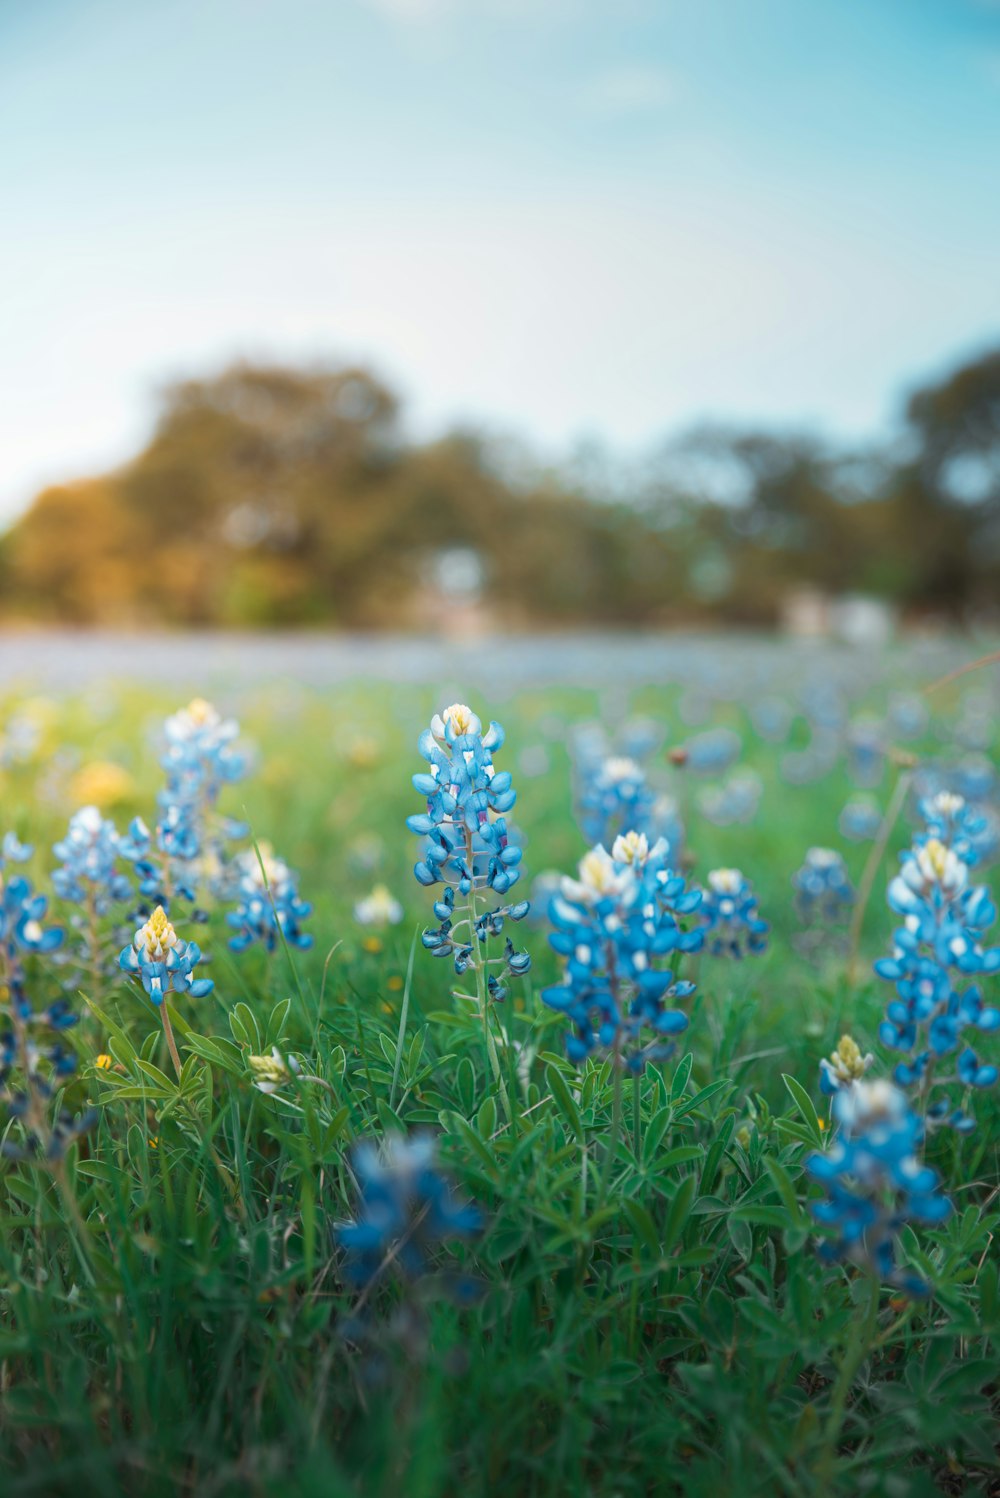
2,0,999,520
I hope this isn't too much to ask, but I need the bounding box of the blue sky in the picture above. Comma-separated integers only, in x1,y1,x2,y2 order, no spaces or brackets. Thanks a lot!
2,0,999,518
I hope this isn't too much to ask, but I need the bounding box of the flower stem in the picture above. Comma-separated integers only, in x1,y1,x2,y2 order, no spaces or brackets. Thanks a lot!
161,1001,183,1080
596,1043,624,1212
816,1275,881,1487
848,769,912,984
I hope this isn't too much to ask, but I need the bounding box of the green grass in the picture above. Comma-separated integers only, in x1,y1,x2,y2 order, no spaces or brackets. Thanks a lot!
0,676,998,1497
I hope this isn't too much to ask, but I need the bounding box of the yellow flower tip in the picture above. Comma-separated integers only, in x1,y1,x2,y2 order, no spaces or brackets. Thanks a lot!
95,1053,113,1071
441,702,475,735
148,1136,159,1150
612,830,650,866
136,905,179,960
818,1117,827,1131
186,697,216,727
735,1125,752,1150
248,1052,290,1086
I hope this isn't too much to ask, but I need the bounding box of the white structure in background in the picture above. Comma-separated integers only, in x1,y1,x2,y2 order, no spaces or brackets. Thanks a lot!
782,588,896,645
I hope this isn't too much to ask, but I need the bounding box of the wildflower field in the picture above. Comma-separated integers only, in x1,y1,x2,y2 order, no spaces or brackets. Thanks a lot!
1,655,999,1498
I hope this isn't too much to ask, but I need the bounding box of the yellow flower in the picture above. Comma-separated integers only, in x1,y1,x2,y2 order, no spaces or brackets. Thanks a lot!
388,975,404,992
363,935,383,955
95,1053,113,1071
69,761,135,810
134,906,179,960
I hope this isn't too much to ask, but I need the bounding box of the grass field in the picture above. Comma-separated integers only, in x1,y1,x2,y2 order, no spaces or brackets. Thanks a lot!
0,661,998,1497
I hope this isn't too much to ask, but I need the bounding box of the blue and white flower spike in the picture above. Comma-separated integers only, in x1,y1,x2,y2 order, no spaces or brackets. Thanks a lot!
543,831,702,1073
407,703,531,999
819,1034,874,1097
793,847,855,928
806,1079,952,1296
336,1133,483,1288
699,867,769,958
225,844,313,954
875,819,1000,1131
119,906,214,1006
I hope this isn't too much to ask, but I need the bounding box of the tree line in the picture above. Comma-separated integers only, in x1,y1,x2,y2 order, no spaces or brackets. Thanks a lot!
1,346,997,629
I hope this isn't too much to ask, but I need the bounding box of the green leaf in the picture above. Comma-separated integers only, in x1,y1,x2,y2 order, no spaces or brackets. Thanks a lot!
662,1174,696,1254
781,1074,824,1148
546,1064,583,1143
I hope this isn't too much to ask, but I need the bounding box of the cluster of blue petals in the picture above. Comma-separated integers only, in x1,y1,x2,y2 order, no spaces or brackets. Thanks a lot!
52,806,133,912
806,1081,951,1296
792,847,855,927
226,852,314,953
698,869,769,958
875,797,1000,1131
408,707,530,988
543,836,702,1072
118,920,214,1007
336,1134,483,1287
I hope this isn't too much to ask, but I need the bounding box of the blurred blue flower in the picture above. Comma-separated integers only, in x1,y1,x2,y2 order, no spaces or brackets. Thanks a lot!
226,845,313,953
699,867,768,958
806,1079,951,1295
335,1133,483,1287
52,805,132,911
792,846,855,927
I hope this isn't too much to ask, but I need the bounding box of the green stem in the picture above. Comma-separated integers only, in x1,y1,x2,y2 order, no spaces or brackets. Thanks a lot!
464,831,512,1126
596,1045,624,1212
816,1276,881,1487
632,1071,642,1161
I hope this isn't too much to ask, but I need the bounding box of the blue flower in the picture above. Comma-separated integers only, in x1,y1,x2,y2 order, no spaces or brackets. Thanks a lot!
806,1079,951,1295
408,704,530,991
875,820,1000,1128
698,867,768,958
792,847,855,927
542,832,702,1072
225,845,313,953
118,906,213,1006
335,1134,483,1287
161,698,247,810
52,805,133,911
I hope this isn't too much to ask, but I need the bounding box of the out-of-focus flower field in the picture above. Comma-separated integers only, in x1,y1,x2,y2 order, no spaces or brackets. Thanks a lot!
1,652,999,1497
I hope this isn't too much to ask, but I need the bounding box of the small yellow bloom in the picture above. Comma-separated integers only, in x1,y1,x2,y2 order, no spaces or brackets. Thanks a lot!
363,935,383,955
388,975,403,992
148,1136,159,1150
70,761,135,810
95,1053,113,1071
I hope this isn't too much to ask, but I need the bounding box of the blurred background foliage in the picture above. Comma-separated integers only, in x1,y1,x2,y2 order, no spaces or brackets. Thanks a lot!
2,343,998,631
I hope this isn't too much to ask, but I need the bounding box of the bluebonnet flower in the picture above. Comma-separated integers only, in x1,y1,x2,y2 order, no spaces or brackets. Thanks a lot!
806,1079,951,1295
0,836,92,1163
407,704,530,997
875,816,1000,1130
225,844,313,953
698,868,769,958
52,806,133,912
846,718,886,789
335,1134,483,1287
161,697,247,811
683,727,742,778
916,791,990,869
819,1033,874,1096
0,834,63,1012
839,796,882,843
543,832,702,1072
576,754,657,847
792,847,855,927
118,906,213,1006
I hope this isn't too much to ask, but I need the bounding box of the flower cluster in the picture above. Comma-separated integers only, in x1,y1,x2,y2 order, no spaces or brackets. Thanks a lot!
806,1079,951,1295
161,697,248,812
792,846,855,932
819,1033,874,1097
543,832,702,1071
52,806,133,912
875,798,1000,1130
0,835,93,1161
408,705,530,995
225,845,313,953
118,905,214,1006
125,700,250,911
698,867,769,958
335,1134,483,1287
